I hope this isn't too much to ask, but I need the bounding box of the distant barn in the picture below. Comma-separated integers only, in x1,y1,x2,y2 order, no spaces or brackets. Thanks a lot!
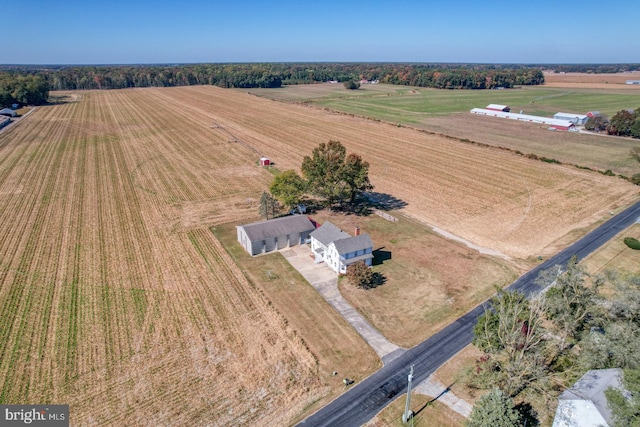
259,156,271,166
626,80,640,85
0,116,9,130
471,108,575,131
237,215,316,256
553,112,589,125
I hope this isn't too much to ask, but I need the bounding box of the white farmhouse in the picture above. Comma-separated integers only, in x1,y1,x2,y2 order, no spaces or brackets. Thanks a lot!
310,221,373,274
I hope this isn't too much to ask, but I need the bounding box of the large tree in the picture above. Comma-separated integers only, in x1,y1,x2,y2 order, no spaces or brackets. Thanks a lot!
341,153,373,204
471,289,548,397
301,140,372,208
537,257,602,350
269,170,307,209
608,109,639,136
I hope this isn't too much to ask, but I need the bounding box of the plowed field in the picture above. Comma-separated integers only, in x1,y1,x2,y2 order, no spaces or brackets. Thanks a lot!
0,90,326,425
0,86,637,424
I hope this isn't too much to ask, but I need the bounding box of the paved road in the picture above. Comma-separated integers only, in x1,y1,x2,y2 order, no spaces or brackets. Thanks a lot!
298,200,640,427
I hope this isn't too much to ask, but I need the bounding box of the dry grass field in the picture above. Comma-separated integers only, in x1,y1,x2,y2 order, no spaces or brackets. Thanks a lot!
1,85,638,425
309,210,517,348
544,71,640,89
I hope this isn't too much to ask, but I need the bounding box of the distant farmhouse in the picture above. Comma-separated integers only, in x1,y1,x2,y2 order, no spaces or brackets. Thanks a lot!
552,368,624,427
236,215,316,256
310,221,373,274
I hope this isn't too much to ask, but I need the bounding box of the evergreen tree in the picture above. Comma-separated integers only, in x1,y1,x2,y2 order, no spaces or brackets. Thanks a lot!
466,388,523,427
258,191,280,220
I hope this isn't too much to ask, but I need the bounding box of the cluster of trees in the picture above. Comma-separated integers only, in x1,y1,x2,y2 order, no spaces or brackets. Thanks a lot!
607,108,640,138
0,73,49,107
267,140,372,216
466,258,640,426
0,63,545,92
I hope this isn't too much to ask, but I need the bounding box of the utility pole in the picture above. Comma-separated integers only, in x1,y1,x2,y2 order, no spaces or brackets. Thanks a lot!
402,365,414,424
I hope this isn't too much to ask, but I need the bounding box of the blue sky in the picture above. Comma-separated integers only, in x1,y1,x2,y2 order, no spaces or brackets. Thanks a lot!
3,0,639,64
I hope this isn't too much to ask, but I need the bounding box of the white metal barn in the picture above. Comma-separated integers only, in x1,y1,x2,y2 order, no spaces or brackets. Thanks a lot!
236,215,316,256
554,112,589,125
470,108,575,131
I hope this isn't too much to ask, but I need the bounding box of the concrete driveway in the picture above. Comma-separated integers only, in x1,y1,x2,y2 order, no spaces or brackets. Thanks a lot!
281,245,404,364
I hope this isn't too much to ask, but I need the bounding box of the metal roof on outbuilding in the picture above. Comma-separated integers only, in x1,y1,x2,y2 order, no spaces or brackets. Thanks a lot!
471,108,575,128
238,215,316,242
553,368,622,427
485,104,510,111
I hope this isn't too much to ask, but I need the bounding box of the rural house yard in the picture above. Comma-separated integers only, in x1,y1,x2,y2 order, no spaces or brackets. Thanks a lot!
0,85,638,425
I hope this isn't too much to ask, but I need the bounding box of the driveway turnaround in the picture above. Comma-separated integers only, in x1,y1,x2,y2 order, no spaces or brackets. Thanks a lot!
281,245,404,364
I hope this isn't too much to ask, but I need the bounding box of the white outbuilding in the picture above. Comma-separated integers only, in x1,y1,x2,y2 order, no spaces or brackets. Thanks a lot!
471,108,575,131
237,215,316,256
554,112,589,125
552,368,623,427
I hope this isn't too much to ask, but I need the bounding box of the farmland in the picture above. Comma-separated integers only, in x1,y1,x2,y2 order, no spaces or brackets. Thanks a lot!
0,85,638,425
247,81,640,176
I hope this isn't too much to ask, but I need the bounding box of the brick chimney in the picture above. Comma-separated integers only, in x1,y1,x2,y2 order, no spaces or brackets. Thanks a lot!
355,225,360,236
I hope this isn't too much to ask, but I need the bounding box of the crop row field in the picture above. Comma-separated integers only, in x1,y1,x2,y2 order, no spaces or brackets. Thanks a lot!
0,90,332,425
0,85,637,425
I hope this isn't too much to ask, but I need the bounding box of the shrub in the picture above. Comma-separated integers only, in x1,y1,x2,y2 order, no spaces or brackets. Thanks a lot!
631,173,640,185
540,157,561,164
346,261,385,289
624,237,640,250
346,261,374,289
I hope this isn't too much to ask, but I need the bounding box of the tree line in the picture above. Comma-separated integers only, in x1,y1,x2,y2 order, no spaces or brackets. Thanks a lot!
0,63,545,95
0,73,49,108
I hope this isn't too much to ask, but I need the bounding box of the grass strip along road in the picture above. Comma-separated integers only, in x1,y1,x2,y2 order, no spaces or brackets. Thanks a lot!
299,199,640,427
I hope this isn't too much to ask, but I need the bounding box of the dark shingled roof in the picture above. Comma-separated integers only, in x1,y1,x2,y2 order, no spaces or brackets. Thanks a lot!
238,215,316,242
333,234,373,255
310,221,349,246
